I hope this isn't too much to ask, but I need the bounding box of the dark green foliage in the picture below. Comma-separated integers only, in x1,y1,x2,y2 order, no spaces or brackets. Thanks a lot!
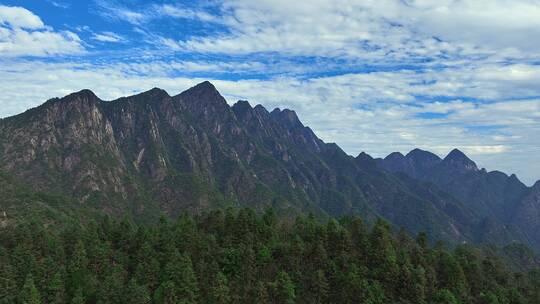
208,272,231,304
0,209,538,303
19,275,41,304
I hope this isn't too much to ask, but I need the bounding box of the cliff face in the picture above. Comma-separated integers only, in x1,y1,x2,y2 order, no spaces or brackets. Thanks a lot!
1,81,538,250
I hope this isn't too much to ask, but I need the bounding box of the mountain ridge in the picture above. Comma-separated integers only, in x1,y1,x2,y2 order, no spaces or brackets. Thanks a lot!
1,81,539,251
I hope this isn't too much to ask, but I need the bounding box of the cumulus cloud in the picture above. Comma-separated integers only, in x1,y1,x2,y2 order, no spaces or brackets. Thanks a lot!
0,5,44,29
0,5,83,57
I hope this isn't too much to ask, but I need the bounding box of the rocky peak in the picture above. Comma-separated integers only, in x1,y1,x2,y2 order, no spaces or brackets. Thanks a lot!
253,104,269,115
66,89,100,102
136,87,170,99
232,100,253,119
406,148,441,163
385,152,405,161
271,108,303,129
176,81,228,110
180,81,220,99
356,151,377,168
443,148,478,171
357,151,374,161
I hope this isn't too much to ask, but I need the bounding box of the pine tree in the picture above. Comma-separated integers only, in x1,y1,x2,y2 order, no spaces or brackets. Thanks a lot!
163,251,199,304
208,272,231,304
308,269,328,304
0,248,17,303
153,281,178,304
368,219,399,292
437,251,467,300
46,271,66,304
433,289,460,304
96,264,126,303
273,271,295,304
67,240,88,294
70,288,84,304
125,278,151,304
19,275,41,304
254,282,270,304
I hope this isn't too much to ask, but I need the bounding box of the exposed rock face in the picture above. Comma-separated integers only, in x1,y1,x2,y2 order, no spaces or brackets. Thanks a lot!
0,81,538,250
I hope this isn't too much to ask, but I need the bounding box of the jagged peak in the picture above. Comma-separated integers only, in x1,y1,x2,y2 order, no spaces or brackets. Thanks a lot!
253,104,269,115
443,148,478,170
445,148,471,161
177,81,223,99
114,87,170,102
270,108,303,129
186,81,218,94
273,108,301,123
406,148,441,162
356,151,374,161
232,100,254,119
64,89,100,102
139,87,170,97
385,151,405,160
175,81,229,111
233,100,252,109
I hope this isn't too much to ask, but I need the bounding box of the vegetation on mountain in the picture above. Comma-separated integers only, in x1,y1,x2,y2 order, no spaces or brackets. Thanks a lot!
2,82,539,252
1,208,539,304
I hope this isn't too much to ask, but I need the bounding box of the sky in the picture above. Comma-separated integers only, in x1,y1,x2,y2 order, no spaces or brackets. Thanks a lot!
0,1,539,185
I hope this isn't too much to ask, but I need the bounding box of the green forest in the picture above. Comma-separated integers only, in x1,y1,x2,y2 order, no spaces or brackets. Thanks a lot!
1,208,539,304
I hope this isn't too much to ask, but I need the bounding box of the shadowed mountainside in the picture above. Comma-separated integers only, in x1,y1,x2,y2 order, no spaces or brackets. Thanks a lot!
1,81,539,250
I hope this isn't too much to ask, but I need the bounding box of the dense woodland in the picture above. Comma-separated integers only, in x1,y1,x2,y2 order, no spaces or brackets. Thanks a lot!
1,208,539,304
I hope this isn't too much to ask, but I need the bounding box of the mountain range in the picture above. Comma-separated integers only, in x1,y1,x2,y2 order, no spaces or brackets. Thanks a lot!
1,81,539,251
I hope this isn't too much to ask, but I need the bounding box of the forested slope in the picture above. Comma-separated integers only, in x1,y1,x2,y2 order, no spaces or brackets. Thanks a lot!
1,209,538,304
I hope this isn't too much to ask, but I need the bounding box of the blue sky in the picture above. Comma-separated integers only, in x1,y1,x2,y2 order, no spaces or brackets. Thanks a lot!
0,0,539,184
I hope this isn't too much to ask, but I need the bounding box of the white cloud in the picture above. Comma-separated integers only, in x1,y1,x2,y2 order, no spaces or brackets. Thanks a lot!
0,5,83,57
0,5,44,29
170,0,540,64
155,4,220,22
95,1,220,25
95,0,147,24
91,31,124,43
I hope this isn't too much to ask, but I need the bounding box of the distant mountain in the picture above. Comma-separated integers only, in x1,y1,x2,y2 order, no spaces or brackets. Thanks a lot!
377,148,539,250
0,81,539,251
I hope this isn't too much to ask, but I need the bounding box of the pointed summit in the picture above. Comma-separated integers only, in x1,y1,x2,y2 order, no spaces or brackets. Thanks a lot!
445,148,469,161
64,89,99,102
443,148,478,171
232,100,254,120
176,81,228,109
357,151,374,160
271,108,303,129
176,81,221,100
127,87,170,101
406,148,441,162
190,81,217,93
385,151,405,161
232,100,252,110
